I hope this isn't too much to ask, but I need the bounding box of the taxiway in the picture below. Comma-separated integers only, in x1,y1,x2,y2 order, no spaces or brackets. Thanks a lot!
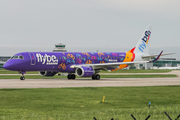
0,71,180,89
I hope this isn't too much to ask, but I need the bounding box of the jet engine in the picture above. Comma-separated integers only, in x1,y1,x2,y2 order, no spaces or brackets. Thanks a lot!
75,66,94,77
39,71,58,77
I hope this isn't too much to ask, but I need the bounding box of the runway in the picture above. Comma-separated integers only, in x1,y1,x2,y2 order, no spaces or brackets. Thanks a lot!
0,71,180,89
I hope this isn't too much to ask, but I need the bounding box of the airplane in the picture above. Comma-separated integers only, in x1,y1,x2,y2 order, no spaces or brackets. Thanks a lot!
3,26,165,80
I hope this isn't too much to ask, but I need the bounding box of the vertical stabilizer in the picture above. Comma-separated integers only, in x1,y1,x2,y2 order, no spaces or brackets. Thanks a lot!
134,26,152,54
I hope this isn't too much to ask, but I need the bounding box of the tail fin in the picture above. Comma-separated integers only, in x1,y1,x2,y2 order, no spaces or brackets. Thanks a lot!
133,26,152,54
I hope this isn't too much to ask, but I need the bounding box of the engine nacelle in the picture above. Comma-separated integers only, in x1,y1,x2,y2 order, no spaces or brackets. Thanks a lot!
75,66,94,77
39,71,57,77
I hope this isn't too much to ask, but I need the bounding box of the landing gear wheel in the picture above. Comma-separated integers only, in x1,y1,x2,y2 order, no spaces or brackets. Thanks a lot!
92,75,96,80
92,74,100,80
20,76,25,80
71,74,76,79
67,74,72,79
95,74,100,80
67,74,76,80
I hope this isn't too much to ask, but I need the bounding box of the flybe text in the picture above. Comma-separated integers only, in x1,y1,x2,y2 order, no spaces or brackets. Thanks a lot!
142,30,151,43
36,54,58,65
138,30,151,52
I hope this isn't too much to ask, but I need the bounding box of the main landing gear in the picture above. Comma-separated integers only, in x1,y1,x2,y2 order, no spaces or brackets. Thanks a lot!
92,74,100,80
67,74,76,80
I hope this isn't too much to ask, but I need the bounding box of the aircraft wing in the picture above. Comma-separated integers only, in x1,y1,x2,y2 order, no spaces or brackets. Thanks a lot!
71,51,163,70
70,61,149,70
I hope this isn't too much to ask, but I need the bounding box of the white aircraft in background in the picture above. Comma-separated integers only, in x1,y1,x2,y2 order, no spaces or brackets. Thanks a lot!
158,66,180,70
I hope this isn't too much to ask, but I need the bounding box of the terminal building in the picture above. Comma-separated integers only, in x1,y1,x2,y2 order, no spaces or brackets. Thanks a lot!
0,56,11,68
129,58,180,69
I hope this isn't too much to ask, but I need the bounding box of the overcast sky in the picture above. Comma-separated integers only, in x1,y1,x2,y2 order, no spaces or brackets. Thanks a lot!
0,0,180,59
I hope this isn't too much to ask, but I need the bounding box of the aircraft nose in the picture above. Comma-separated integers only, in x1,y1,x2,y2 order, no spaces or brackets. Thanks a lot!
3,62,14,70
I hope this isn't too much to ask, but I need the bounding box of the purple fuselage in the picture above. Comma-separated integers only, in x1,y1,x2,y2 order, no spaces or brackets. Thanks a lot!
3,52,129,73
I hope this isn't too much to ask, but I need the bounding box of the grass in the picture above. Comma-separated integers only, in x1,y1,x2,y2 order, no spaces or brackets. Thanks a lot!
0,74,177,79
0,86,180,119
0,69,38,74
0,69,176,79
0,69,172,74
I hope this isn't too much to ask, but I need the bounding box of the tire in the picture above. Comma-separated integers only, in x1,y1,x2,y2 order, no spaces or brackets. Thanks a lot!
95,74,100,80
67,74,72,79
71,74,76,79
20,76,25,80
92,75,96,80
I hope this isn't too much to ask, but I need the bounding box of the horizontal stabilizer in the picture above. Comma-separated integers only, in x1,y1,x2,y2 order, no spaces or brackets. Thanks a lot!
149,51,163,62
142,53,175,59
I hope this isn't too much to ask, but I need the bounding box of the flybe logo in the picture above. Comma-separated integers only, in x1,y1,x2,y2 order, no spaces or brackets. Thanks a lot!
138,30,151,52
36,54,58,65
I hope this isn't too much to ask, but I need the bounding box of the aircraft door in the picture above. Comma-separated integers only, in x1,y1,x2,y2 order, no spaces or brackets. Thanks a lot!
28,53,36,65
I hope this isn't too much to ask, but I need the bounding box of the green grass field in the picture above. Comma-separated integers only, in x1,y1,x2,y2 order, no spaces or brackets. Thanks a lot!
0,69,38,74
0,69,172,74
0,74,177,79
0,86,180,119
0,69,176,79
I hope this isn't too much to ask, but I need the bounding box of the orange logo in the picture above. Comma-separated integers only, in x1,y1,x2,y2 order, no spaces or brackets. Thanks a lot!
85,60,92,64
58,63,66,70
67,54,75,60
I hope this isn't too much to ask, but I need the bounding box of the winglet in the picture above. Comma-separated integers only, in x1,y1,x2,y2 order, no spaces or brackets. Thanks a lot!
149,51,163,62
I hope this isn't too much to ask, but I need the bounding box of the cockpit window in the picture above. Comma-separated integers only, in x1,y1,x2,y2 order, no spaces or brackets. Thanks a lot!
12,56,19,59
11,55,24,59
19,56,24,59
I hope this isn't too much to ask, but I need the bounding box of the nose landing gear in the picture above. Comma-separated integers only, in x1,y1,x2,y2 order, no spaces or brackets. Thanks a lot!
19,71,26,80
20,76,25,80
